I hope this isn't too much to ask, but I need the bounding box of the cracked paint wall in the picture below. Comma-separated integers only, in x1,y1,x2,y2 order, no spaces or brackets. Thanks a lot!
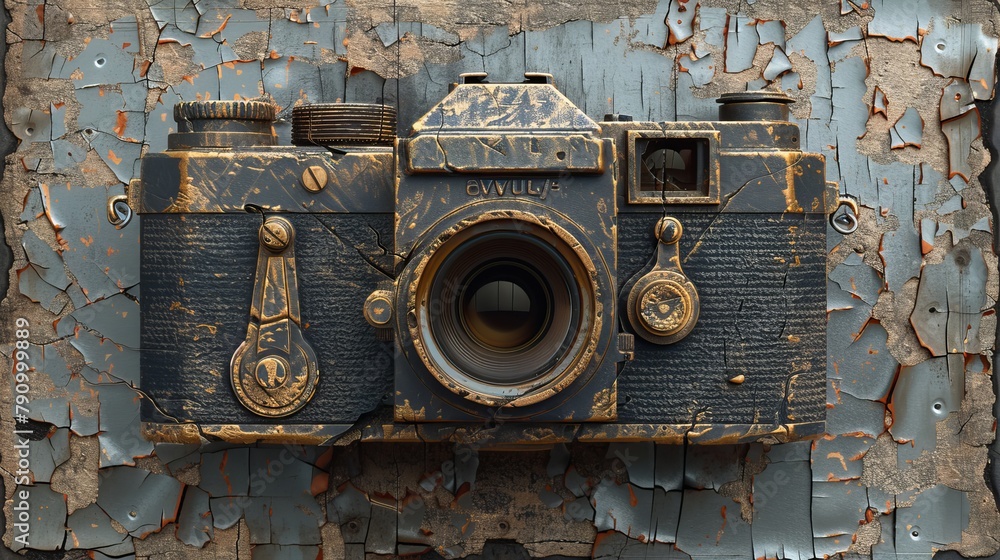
1,0,999,558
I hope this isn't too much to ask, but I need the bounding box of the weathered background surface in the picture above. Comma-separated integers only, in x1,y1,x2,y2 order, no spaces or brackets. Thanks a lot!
2,0,1000,558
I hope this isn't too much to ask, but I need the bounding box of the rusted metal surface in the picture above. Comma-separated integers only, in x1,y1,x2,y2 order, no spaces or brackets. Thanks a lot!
625,216,700,345
2,0,999,558
230,216,320,418
136,71,829,440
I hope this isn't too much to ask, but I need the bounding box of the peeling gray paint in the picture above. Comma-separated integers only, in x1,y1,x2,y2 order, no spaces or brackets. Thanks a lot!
894,485,968,556
675,489,751,557
66,502,134,555
940,79,982,183
920,19,997,101
96,467,183,536
889,355,964,451
724,16,758,73
752,457,813,560
176,486,213,547
12,483,67,551
890,107,923,149
911,243,988,356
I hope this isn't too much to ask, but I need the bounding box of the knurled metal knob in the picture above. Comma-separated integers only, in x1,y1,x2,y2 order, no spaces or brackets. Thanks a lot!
169,100,278,148
174,100,277,123
364,289,394,341
292,103,397,147
364,291,393,327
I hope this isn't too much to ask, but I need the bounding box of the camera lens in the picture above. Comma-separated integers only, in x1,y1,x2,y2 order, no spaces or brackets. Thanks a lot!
408,213,601,405
460,261,551,352
428,231,579,385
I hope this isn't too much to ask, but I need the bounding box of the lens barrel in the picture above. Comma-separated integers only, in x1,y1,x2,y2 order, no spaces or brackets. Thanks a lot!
428,232,579,385
406,212,601,407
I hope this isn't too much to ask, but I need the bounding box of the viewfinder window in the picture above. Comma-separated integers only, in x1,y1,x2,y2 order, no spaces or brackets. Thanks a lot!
627,130,720,205
638,138,709,195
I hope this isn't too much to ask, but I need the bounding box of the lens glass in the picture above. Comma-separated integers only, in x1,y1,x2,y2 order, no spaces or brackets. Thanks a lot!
423,229,581,386
461,262,552,351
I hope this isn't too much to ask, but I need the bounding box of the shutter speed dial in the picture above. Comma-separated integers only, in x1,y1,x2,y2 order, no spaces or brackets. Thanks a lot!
626,217,700,345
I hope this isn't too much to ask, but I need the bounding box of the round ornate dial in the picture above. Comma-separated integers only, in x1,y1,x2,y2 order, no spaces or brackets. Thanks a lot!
637,279,692,336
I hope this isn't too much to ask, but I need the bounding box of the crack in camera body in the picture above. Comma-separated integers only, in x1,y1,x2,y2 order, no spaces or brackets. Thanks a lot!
135,73,838,446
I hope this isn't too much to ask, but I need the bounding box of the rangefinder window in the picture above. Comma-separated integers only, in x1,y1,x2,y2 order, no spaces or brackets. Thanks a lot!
639,139,707,193
627,130,720,204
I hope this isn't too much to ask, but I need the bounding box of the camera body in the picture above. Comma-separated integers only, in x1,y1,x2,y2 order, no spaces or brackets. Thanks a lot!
136,74,835,445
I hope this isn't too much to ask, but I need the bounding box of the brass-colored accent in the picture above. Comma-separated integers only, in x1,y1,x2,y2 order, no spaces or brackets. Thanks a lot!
405,134,605,174
617,333,635,361
142,422,204,443
141,422,353,445
364,290,393,327
259,218,292,251
831,194,860,234
591,384,617,420
170,100,278,149
627,216,700,344
106,194,132,228
301,165,329,193
364,289,394,342
127,178,142,214
637,281,693,335
291,104,397,147
231,217,319,417
655,216,683,244
175,100,277,122
142,418,825,446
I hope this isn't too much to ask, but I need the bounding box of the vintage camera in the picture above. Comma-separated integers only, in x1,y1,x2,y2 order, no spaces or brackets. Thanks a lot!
133,73,837,445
